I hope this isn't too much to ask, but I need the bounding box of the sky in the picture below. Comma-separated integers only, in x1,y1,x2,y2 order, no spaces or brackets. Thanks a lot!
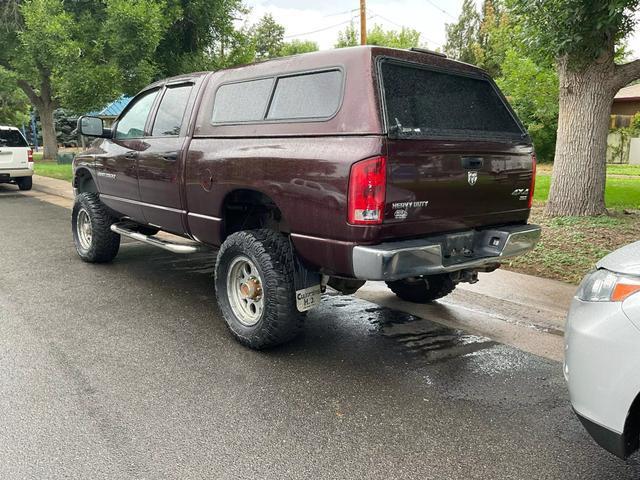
244,0,640,59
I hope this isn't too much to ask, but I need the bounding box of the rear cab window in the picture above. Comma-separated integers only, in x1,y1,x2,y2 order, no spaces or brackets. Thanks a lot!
378,59,524,140
0,129,28,148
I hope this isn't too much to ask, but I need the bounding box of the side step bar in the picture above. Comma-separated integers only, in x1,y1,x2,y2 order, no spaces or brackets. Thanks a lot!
110,222,205,254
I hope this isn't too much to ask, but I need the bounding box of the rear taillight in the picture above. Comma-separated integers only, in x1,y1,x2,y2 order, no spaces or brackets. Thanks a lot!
348,156,387,225
27,149,33,164
528,153,536,209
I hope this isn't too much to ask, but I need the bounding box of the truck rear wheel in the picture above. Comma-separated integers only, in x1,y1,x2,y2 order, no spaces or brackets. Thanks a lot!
16,176,32,191
386,274,455,303
72,193,120,263
215,229,302,349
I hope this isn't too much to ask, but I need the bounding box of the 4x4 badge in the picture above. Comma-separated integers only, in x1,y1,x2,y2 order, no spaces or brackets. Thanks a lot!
468,171,478,186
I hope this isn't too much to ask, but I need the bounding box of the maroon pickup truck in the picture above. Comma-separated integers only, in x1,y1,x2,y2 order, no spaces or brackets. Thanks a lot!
74,46,540,349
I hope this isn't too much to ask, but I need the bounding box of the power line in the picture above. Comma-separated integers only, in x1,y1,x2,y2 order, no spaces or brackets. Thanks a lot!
424,0,456,20
324,8,358,18
283,18,355,39
284,14,375,40
367,10,443,47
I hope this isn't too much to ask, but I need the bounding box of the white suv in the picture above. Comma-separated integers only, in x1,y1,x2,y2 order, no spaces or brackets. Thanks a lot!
0,126,33,191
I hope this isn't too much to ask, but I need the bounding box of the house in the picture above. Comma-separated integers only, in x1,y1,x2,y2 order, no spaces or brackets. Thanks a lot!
611,84,640,128
86,95,132,128
78,95,131,149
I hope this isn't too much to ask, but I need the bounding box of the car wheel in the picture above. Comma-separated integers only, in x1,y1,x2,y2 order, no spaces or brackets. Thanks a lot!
16,176,32,191
386,274,456,303
72,193,120,263
215,229,302,349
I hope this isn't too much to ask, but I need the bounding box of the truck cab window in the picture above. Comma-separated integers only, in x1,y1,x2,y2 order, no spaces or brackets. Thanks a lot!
152,85,193,136
115,90,159,140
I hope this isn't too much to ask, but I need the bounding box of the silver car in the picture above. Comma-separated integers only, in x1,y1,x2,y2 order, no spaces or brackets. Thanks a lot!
565,241,640,458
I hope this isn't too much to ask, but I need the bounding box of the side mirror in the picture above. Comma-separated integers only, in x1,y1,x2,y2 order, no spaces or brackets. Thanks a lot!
78,116,111,138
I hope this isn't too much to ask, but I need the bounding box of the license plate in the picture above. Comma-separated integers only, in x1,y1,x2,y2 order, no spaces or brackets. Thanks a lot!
296,285,322,312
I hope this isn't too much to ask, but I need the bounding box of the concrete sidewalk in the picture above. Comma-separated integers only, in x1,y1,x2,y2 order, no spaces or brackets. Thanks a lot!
32,174,73,200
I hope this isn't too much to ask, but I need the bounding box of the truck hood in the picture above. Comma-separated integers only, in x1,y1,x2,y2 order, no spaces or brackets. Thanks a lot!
596,241,640,276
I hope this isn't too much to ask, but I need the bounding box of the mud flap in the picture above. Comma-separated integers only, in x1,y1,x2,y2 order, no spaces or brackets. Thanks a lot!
292,250,322,313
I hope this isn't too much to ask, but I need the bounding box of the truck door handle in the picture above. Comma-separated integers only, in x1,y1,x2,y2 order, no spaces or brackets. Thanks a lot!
461,157,484,169
125,151,138,159
161,152,178,161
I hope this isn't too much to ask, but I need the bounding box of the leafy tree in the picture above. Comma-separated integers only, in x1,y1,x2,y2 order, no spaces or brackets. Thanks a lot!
279,40,319,57
335,22,359,48
443,0,481,64
335,22,421,49
509,0,640,216
497,50,559,163
367,24,421,49
156,0,247,75
252,13,285,60
0,0,168,160
475,0,511,77
218,24,257,68
0,69,30,126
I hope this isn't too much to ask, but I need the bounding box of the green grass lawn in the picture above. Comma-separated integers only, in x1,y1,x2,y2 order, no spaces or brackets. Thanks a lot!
33,162,72,182
511,170,640,283
606,164,640,176
505,205,640,283
534,174,640,210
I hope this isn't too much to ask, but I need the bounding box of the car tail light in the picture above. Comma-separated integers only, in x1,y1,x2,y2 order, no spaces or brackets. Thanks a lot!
528,153,536,209
348,156,386,225
27,149,33,164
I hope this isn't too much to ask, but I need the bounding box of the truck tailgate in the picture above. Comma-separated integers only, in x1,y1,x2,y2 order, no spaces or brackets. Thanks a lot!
384,139,534,232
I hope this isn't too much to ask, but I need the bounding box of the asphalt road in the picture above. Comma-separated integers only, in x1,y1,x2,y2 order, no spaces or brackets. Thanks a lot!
1,186,639,479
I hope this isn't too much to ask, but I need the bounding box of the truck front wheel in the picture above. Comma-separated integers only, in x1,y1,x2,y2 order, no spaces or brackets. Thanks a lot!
215,229,302,349
72,193,120,263
385,274,455,303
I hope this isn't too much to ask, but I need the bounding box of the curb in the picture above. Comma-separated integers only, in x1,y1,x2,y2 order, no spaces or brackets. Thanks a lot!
32,175,74,201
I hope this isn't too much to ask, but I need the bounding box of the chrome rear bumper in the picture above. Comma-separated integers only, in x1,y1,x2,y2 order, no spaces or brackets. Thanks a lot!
352,224,541,281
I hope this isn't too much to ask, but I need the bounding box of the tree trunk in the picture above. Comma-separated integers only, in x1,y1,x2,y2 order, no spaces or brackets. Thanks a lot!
16,72,59,161
545,56,615,217
39,102,58,161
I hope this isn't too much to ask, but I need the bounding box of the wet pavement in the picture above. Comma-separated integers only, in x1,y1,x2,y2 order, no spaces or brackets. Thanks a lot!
1,187,640,479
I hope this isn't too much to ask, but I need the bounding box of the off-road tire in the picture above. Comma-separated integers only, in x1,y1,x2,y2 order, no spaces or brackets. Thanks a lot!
215,229,302,349
16,176,32,191
72,192,120,263
386,274,456,303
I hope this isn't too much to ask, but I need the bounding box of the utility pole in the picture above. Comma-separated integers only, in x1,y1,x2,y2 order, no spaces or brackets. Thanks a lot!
360,0,367,45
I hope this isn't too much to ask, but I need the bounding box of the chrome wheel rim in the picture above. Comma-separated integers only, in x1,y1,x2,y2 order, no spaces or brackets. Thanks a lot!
226,256,264,326
77,208,93,250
